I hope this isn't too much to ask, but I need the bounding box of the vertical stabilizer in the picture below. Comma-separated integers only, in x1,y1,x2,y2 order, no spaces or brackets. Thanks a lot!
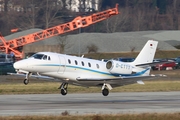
132,40,158,66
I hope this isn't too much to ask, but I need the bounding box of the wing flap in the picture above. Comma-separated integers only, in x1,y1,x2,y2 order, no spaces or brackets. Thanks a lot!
76,74,165,81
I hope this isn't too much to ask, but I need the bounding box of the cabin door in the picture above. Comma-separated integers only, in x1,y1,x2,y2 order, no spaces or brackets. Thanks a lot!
58,56,66,73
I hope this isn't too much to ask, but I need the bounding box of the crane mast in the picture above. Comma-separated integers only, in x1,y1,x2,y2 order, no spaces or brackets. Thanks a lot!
0,4,119,59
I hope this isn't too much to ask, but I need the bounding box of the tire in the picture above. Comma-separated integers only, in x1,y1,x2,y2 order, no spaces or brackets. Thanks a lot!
102,88,109,96
61,89,67,95
23,79,29,85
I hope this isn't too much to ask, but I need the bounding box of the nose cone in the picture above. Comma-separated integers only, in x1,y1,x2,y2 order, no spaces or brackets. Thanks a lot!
13,61,21,70
13,60,28,70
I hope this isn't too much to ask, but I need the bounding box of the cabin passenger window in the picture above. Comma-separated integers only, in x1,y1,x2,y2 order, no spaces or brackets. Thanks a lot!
81,61,84,66
75,60,78,65
96,64,99,69
88,62,91,67
48,56,51,60
68,59,71,64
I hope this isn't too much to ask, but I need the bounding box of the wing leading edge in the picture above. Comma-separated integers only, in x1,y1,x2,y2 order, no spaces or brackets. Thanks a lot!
7,72,58,81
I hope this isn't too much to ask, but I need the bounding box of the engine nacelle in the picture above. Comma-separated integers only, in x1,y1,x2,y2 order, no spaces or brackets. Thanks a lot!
106,60,133,74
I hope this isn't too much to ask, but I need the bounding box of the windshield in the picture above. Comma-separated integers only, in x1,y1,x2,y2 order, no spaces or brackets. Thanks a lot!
30,54,44,59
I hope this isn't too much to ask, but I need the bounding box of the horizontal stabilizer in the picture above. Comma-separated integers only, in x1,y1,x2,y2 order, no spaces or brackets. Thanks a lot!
136,61,172,67
137,80,144,84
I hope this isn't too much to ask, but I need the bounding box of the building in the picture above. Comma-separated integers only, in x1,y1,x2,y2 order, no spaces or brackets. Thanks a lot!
66,0,99,12
0,0,99,12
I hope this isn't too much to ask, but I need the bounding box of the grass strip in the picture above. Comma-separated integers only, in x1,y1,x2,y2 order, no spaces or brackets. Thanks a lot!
1,113,180,120
0,80,180,94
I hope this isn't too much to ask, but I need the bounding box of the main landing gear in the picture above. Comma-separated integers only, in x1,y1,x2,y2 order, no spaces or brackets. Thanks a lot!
58,83,112,96
59,83,68,95
23,72,32,85
102,88,109,96
101,83,112,96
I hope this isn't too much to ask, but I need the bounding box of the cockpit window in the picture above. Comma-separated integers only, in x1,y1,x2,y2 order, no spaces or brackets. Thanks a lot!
43,55,47,60
30,54,51,61
30,54,44,59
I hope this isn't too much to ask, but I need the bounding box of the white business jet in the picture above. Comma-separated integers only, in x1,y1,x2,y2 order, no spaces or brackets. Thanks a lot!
12,40,164,96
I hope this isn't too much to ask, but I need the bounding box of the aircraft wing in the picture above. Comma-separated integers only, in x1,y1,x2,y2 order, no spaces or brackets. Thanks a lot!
7,72,60,82
76,74,166,87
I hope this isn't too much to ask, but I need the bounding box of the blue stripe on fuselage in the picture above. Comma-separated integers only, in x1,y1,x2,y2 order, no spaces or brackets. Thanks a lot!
35,64,150,77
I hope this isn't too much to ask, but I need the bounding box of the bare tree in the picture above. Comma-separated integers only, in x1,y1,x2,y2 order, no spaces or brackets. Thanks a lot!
130,46,136,52
90,0,96,11
4,0,10,12
172,0,178,29
87,43,98,53
61,0,67,9
0,0,15,35
132,7,145,31
146,5,159,30
11,0,42,30
78,0,86,12
104,7,129,33
57,35,71,53
97,0,102,11
10,0,66,30
44,0,64,28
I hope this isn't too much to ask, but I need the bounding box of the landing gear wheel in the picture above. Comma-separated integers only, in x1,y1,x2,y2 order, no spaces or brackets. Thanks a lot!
23,79,29,85
102,88,109,96
59,83,68,96
61,89,67,95
23,72,31,85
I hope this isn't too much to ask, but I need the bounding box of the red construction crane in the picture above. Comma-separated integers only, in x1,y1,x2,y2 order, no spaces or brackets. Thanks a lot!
0,4,119,59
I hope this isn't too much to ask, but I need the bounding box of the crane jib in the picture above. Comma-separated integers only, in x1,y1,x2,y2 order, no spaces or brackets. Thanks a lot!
0,4,119,59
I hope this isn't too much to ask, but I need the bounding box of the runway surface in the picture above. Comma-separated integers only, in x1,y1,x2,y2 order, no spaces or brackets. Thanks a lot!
0,92,180,116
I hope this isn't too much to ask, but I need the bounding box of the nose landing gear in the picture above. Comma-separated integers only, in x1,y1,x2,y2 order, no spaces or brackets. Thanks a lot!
23,72,32,85
24,78,29,85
